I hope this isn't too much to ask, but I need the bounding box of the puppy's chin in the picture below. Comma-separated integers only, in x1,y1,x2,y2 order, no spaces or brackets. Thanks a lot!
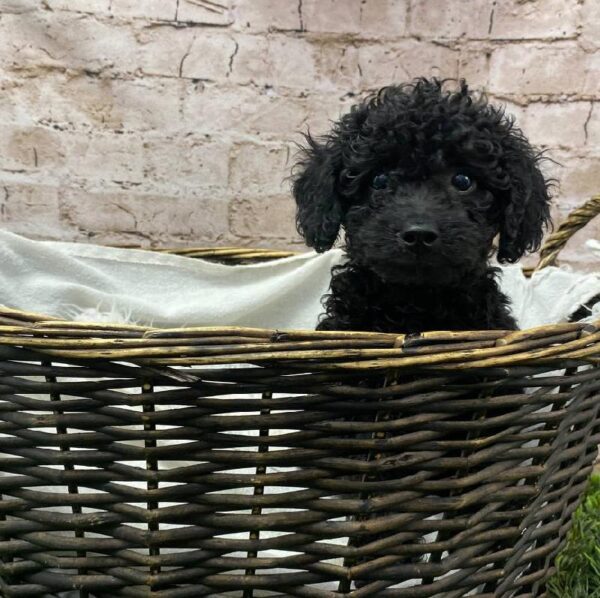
370,256,486,287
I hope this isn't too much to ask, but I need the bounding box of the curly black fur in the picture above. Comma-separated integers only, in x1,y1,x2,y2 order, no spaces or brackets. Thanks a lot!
292,78,552,332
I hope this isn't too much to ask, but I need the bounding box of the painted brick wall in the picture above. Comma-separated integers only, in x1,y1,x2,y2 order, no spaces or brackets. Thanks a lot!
0,0,598,269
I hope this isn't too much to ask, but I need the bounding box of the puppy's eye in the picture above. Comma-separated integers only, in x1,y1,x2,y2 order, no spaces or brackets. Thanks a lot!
371,173,389,190
451,173,475,192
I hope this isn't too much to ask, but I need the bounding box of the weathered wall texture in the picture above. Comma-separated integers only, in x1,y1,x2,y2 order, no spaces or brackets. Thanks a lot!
0,0,598,268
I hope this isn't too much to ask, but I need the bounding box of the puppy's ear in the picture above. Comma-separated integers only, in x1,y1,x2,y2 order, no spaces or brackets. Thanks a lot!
292,133,344,253
497,142,552,263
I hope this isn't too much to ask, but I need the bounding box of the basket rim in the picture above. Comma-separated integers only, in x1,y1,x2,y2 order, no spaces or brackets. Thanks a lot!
0,303,597,372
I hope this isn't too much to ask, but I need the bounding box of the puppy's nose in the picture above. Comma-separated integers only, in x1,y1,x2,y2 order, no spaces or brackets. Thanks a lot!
398,224,439,248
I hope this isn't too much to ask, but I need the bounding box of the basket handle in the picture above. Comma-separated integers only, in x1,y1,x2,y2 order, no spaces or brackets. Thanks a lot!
533,194,600,271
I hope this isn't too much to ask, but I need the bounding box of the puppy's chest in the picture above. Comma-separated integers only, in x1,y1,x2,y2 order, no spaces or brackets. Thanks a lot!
366,289,488,333
324,268,515,333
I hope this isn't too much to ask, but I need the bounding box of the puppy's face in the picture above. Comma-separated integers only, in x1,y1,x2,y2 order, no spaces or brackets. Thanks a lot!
293,79,552,282
343,167,497,285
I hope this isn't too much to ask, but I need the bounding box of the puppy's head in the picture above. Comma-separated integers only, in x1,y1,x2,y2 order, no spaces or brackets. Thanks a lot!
292,78,551,285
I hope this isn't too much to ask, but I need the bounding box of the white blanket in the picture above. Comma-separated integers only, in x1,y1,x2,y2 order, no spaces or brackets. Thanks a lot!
0,230,597,329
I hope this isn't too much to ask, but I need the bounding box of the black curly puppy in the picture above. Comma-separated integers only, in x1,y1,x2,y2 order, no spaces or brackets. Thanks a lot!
292,78,552,333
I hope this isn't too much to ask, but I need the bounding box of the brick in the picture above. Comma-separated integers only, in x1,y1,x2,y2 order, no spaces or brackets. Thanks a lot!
360,0,409,38
267,36,320,89
182,34,238,80
313,42,360,92
582,0,600,48
0,124,65,172
8,74,184,133
177,0,233,25
183,85,309,137
142,135,230,190
490,0,579,39
410,0,491,39
61,17,138,73
231,91,308,136
232,35,318,90
0,0,40,12
107,79,184,132
228,34,268,84
43,0,110,12
136,28,237,80
182,85,249,133
0,183,64,238
62,132,145,182
229,195,299,240
303,93,354,136
583,52,600,95
60,188,229,241
82,77,184,132
489,44,586,95
302,0,361,34
0,79,37,126
524,102,591,149
111,0,177,20
358,41,458,89
229,142,290,196
233,0,299,31
134,27,195,78
585,103,600,148
458,48,490,90
548,153,600,209
0,13,139,75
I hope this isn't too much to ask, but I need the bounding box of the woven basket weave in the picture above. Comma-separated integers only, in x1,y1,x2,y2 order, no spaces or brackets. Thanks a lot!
0,197,598,598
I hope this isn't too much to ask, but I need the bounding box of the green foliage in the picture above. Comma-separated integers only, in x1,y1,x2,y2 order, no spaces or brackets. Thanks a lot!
547,474,600,597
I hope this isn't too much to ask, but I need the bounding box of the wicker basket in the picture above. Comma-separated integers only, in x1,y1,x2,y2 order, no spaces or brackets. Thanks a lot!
0,197,598,598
